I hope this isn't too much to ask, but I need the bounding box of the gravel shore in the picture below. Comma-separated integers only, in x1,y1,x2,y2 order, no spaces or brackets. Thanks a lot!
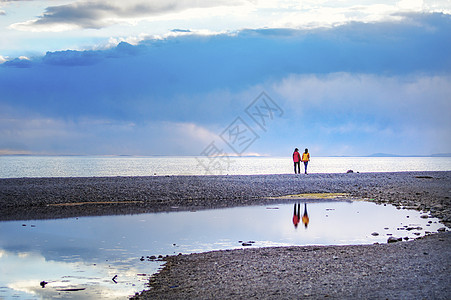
1,171,450,299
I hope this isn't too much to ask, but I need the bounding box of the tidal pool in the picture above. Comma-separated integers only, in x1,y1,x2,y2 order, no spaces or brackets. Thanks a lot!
0,200,446,299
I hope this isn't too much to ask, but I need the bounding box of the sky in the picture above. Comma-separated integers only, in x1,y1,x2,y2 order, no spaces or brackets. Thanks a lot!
0,0,450,157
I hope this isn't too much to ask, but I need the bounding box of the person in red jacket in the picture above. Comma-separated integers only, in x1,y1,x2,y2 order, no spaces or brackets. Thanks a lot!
293,148,301,174
301,148,310,174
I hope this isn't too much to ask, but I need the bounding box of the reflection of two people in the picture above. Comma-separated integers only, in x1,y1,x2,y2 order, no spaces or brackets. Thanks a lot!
293,203,309,228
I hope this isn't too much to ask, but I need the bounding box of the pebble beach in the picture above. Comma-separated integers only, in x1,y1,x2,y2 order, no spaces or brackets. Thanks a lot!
1,171,450,299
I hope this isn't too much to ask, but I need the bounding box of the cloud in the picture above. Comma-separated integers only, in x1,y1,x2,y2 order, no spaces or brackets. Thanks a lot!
270,72,451,155
2,56,32,68
8,0,451,34
1,13,450,156
9,0,244,31
0,111,219,155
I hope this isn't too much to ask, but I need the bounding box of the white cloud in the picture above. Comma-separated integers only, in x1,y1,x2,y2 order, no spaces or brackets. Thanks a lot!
9,0,246,32
8,0,451,34
0,110,220,155
271,72,451,155
274,73,451,120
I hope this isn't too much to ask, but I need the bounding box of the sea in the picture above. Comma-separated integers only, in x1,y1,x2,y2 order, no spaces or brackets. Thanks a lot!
1,155,450,178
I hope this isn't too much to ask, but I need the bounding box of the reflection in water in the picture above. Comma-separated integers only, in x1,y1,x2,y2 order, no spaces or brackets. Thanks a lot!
0,200,447,299
293,203,310,229
302,203,309,228
292,203,300,228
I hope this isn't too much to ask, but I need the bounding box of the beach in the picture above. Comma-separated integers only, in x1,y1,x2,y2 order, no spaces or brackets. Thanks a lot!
1,171,450,298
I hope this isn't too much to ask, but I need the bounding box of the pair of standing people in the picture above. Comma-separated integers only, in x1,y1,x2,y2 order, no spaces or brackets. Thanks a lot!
293,148,310,174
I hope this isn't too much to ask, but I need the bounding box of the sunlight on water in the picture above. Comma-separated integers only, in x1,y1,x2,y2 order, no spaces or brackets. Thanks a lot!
0,200,447,299
0,156,450,178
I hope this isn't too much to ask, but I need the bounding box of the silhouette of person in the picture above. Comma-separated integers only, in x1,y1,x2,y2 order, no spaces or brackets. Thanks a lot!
302,203,309,228
301,148,310,174
293,203,300,228
293,148,301,174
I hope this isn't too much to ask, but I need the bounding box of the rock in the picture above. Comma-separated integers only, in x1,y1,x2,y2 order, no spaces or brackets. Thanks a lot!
387,237,402,243
420,214,429,219
371,232,379,236
40,281,48,288
242,243,252,246
437,227,446,232
346,170,354,173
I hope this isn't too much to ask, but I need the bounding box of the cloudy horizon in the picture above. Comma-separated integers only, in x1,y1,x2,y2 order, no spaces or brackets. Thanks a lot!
1,1,450,157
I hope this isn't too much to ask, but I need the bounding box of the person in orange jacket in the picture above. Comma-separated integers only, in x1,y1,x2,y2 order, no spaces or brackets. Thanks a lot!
301,148,310,174
293,148,301,174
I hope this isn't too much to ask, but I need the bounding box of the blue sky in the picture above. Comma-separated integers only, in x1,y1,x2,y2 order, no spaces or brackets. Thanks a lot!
0,1,450,156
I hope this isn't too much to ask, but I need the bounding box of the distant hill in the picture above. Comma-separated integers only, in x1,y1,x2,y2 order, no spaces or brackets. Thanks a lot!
368,153,451,157
431,153,451,157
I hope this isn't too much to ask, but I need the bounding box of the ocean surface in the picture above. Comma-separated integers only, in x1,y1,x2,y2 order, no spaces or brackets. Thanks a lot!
1,156,450,178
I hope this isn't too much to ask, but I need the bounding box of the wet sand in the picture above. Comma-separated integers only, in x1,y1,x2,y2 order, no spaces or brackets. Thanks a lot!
1,171,450,299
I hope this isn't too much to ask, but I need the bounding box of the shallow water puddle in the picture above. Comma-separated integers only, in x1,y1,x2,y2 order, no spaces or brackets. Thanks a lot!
0,200,447,299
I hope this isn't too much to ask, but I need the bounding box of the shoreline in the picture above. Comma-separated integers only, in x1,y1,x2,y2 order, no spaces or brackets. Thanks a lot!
1,171,450,224
1,171,450,299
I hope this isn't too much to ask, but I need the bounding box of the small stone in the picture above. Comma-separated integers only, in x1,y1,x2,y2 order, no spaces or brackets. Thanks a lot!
371,232,379,236
420,214,429,219
347,170,354,173
242,243,252,246
437,227,446,232
388,237,401,243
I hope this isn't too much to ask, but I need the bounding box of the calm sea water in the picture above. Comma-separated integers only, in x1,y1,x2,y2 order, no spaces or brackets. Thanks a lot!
0,156,450,178
0,201,446,299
